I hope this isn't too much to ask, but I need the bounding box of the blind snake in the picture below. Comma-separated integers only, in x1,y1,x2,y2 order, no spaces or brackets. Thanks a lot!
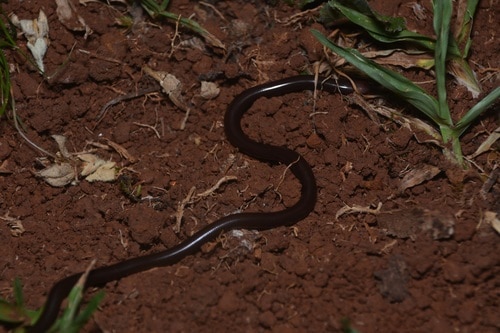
28,75,367,332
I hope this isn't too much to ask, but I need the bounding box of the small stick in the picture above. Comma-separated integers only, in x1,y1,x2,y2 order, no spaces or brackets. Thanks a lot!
94,86,160,128
174,176,237,233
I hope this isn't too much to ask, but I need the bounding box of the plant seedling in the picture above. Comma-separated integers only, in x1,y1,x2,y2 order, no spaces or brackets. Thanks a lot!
0,269,104,332
138,0,224,49
0,6,16,117
312,0,499,167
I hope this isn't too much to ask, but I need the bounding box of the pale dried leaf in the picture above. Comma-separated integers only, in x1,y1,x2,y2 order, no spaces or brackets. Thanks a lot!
362,49,433,70
10,10,49,72
399,165,441,192
468,126,500,159
448,60,481,97
143,66,189,110
200,81,220,99
37,163,75,187
483,211,500,234
56,0,92,37
52,134,71,158
78,153,106,176
85,161,116,182
335,202,382,220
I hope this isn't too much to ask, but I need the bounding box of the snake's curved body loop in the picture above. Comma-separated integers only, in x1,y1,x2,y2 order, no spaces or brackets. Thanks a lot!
29,75,362,332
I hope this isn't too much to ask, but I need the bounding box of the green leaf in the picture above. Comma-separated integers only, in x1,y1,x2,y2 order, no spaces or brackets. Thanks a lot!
139,0,224,49
73,292,105,329
329,0,406,32
432,0,454,135
0,300,25,323
13,278,24,307
456,0,479,56
326,0,436,50
454,87,500,137
311,29,442,125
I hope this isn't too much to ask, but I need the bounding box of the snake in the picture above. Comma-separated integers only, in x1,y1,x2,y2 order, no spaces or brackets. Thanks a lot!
28,75,368,332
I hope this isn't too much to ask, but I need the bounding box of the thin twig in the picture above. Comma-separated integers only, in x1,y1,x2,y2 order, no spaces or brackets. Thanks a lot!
10,87,56,158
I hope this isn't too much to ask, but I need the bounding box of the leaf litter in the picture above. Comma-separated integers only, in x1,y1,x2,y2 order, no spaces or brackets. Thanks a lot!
36,135,117,187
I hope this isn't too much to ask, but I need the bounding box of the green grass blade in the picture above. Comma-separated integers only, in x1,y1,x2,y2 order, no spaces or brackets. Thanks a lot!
330,0,406,32
158,0,170,12
456,0,479,56
432,0,454,136
311,29,443,125
73,292,104,329
0,9,16,117
331,1,437,51
454,87,500,137
13,278,24,307
0,50,11,116
0,300,24,324
139,0,224,49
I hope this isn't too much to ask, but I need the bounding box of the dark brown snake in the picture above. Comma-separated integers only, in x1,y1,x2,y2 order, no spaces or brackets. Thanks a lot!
28,75,369,332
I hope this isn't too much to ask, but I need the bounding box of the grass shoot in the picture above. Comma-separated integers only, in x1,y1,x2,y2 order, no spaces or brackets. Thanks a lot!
312,0,499,167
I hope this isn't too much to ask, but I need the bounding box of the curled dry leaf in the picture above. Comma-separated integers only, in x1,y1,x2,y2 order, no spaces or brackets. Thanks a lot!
335,202,382,220
399,164,441,192
10,10,49,72
37,162,75,187
51,134,71,158
56,0,92,37
143,65,192,129
143,66,189,112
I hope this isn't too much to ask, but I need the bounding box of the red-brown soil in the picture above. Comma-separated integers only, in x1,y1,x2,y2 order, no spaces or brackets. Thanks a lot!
0,0,498,332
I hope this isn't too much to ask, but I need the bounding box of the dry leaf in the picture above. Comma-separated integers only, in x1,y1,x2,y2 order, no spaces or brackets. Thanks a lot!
78,153,106,176
143,66,189,111
143,66,192,129
56,0,92,37
468,126,500,159
483,211,500,234
362,49,433,70
52,134,71,158
335,202,382,220
37,162,75,187
85,161,116,182
399,165,441,192
10,10,49,72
